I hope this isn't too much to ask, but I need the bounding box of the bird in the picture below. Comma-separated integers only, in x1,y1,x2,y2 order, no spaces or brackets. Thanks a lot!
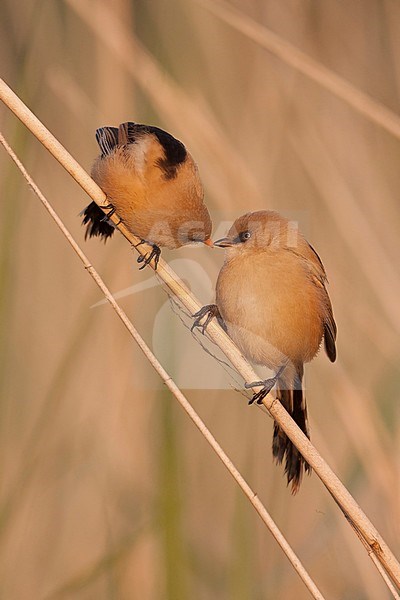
81,122,213,268
194,210,336,493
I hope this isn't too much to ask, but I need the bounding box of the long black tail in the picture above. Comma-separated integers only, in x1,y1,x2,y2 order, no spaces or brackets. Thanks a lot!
81,125,121,241
272,366,311,493
81,202,115,241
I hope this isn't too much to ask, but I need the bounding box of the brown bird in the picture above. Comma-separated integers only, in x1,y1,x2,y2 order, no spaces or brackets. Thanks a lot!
194,210,336,492
81,122,212,267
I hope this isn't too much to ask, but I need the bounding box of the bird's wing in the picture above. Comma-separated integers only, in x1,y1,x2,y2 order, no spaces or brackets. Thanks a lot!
307,243,337,362
323,311,337,362
288,241,337,362
118,122,141,145
95,127,119,157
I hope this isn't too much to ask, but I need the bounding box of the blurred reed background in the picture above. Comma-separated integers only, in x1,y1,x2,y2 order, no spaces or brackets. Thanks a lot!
1,0,399,598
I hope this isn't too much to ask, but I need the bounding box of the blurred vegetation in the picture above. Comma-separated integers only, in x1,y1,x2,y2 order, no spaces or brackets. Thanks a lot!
1,0,399,598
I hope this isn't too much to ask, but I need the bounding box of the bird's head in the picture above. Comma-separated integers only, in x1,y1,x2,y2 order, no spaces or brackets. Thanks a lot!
176,209,213,247
214,210,297,256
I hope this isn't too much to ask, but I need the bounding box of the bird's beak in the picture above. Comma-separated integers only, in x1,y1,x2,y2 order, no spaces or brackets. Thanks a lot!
213,237,234,248
203,238,214,248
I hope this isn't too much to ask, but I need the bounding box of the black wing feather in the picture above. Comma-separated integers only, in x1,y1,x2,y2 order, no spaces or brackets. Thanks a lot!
324,320,337,362
95,127,119,157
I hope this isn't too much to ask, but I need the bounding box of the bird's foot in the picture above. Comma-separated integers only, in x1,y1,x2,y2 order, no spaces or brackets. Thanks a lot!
245,378,277,405
245,366,285,405
100,202,116,222
136,242,161,270
191,304,223,334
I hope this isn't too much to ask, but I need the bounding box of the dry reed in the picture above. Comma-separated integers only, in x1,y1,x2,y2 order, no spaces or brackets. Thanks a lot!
1,77,399,595
196,0,400,140
0,130,326,600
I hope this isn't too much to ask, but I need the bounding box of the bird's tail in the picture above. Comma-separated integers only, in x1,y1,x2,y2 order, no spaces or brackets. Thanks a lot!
273,366,311,493
80,201,115,241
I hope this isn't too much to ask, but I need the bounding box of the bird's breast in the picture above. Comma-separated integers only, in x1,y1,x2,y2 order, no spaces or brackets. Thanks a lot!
216,251,325,368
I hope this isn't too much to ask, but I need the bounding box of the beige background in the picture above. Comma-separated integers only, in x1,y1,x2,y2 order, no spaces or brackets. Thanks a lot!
0,1,399,598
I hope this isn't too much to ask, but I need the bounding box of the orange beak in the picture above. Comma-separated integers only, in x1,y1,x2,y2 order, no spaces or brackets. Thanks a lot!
203,238,214,248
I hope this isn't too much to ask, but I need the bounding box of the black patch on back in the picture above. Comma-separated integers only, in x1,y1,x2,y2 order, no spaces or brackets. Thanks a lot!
120,122,187,179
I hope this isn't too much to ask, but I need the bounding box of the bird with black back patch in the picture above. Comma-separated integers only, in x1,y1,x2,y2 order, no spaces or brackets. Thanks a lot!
81,122,213,268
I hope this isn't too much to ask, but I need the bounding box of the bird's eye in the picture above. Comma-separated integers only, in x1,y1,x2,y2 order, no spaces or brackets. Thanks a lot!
239,231,251,242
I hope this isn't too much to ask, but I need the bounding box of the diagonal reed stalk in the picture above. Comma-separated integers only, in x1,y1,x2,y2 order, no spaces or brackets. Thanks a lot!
0,78,399,593
0,131,325,600
195,0,400,140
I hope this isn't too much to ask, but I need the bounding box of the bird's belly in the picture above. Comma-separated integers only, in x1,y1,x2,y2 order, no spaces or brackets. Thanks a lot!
216,258,324,368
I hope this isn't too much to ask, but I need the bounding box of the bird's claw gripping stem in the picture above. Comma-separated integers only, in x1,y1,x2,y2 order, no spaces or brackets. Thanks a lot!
136,241,161,270
191,304,222,334
245,377,278,405
245,366,285,405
